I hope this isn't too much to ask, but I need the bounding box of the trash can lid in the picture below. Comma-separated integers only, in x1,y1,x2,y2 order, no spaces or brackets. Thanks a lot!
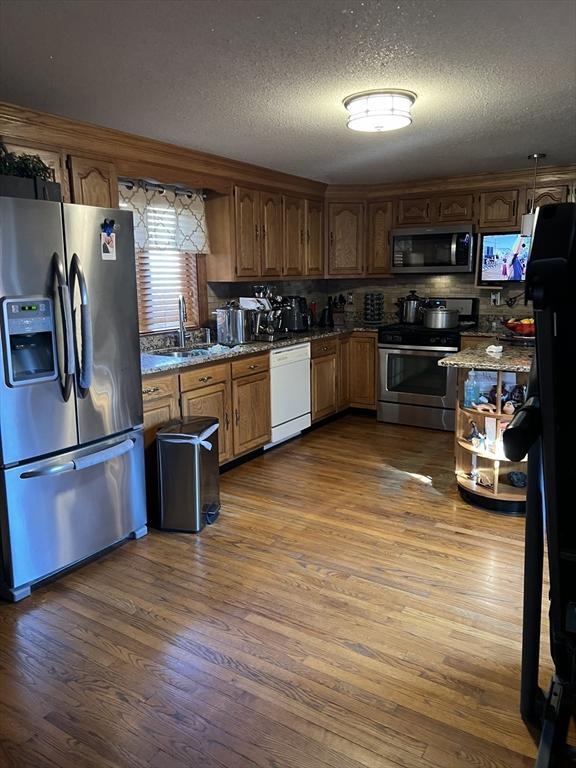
157,416,219,439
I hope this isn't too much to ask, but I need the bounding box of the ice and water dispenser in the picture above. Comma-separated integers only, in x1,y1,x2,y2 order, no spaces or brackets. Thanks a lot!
1,297,58,386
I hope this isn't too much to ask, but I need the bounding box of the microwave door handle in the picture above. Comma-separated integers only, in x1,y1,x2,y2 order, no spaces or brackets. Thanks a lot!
53,252,75,401
450,233,457,266
70,253,94,396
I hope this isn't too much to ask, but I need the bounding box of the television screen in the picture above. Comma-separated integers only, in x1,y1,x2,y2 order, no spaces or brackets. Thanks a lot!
479,233,532,283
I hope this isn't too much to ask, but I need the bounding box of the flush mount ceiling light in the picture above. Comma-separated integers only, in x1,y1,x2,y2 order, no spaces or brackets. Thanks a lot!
343,89,417,132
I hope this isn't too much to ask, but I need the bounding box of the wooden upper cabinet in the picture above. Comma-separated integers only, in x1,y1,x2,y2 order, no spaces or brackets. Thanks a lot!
396,197,431,225
525,185,569,212
234,186,261,277
349,333,377,409
366,201,393,276
260,191,283,276
232,372,271,454
283,196,305,276
327,202,364,275
68,156,119,207
435,194,474,223
305,199,324,276
478,189,519,229
4,142,71,202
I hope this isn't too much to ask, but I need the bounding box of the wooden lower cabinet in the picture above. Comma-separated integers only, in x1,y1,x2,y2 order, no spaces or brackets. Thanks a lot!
349,333,377,409
311,354,337,421
181,381,233,464
142,374,180,448
232,372,271,454
337,335,350,410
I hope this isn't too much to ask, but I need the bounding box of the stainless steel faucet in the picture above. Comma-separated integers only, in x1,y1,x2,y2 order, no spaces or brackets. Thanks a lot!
178,294,187,347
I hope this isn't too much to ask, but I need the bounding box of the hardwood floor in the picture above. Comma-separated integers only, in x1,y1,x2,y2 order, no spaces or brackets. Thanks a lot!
0,414,547,767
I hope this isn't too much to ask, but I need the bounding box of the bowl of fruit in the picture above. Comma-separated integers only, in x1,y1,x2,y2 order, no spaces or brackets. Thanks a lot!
502,317,535,336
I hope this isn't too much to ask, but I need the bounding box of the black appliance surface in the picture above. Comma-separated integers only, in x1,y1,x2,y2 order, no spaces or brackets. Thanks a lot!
378,322,477,349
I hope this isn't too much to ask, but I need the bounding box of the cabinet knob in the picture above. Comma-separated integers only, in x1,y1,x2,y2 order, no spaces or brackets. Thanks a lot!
142,386,160,395
307,229,311,244
225,412,230,429
248,364,258,369
255,224,259,240
235,409,240,426
198,375,213,383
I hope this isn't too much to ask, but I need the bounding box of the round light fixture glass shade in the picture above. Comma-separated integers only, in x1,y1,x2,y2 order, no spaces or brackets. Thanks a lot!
343,90,417,132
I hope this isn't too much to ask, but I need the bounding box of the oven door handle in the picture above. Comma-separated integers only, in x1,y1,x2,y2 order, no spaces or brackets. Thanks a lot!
378,344,457,355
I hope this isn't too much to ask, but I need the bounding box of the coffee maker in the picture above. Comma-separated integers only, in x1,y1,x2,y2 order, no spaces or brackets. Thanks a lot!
282,296,310,332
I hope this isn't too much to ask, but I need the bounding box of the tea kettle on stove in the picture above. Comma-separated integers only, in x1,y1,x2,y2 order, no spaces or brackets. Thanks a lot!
395,290,425,324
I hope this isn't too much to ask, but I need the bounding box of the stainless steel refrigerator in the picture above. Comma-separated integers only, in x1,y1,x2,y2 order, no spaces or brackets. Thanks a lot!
0,196,147,601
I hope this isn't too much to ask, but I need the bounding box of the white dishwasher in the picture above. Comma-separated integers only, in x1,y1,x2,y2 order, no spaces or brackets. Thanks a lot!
266,343,311,447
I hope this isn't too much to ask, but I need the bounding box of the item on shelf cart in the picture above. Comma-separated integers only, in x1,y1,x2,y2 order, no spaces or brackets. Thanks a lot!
488,383,509,406
507,471,527,488
477,473,494,488
473,403,496,413
509,383,526,407
464,371,480,407
503,401,516,415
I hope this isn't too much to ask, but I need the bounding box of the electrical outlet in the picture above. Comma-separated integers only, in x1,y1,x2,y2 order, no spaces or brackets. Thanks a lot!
490,290,501,306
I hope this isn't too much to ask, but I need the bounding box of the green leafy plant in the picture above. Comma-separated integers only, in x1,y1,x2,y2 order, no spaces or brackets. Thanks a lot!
0,142,53,181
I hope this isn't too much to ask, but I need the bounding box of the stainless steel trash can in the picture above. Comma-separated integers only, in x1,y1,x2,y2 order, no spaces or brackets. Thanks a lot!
156,417,221,532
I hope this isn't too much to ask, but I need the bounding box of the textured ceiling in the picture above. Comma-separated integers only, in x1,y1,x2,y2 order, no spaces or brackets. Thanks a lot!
0,0,575,184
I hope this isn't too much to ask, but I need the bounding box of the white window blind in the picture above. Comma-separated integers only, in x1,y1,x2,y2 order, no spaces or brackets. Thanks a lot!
119,182,209,333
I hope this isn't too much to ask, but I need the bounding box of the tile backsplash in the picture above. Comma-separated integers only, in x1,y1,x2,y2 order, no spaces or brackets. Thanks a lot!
141,274,528,348
207,273,527,323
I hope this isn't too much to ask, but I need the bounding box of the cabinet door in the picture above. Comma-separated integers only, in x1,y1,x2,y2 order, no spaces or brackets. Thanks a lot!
260,191,283,276
181,382,233,464
232,372,271,455
338,336,350,410
4,142,71,202
349,334,376,408
311,355,337,421
283,196,305,276
234,187,261,277
478,190,519,228
435,194,474,223
68,156,119,207
525,186,569,212
327,203,364,275
366,201,393,275
143,396,180,449
305,199,324,275
396,197,431,225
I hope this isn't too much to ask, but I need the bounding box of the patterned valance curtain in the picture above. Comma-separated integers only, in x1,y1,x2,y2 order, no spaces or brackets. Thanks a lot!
119,181,210,333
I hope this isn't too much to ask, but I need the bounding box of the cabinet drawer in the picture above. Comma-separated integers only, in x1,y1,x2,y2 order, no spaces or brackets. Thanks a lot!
180,362,230,392
231,354,270,379
311,338,338,359
141,374,178,403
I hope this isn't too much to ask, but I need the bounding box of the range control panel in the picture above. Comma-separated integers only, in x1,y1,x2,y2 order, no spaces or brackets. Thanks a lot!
2,297,58,386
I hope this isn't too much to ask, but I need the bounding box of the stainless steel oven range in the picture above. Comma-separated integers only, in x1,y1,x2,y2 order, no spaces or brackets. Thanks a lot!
378,325,459,431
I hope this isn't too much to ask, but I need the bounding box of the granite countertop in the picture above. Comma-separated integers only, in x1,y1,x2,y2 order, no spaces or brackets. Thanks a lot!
141,326,377,376
438,344,533,373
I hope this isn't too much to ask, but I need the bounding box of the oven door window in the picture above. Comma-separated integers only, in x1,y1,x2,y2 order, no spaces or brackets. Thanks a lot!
387,352,448,396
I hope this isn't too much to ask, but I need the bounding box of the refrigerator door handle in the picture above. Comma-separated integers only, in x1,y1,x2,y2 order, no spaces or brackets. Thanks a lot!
20,461,76,479
70,253,94,395
53,252,75,401
19,437,135,479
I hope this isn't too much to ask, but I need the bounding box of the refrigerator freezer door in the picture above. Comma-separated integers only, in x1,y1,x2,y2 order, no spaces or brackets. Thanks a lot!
0,429,147,599
0,198,78,465
63,204,143,445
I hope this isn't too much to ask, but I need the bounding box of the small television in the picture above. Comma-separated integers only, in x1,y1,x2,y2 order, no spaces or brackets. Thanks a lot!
477,232,532,284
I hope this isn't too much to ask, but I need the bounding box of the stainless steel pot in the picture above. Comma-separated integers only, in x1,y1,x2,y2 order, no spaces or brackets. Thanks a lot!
396,290,424,324
213,307,254,344
421,307,459,329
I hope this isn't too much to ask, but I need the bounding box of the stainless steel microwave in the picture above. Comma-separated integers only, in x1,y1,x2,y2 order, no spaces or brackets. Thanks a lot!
391,225,474,274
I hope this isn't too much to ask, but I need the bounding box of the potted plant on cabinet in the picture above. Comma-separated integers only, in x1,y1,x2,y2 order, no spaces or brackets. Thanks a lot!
0,143,61,201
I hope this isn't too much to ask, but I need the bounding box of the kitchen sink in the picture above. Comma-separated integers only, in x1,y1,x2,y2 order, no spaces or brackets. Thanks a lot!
149,347,212,358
